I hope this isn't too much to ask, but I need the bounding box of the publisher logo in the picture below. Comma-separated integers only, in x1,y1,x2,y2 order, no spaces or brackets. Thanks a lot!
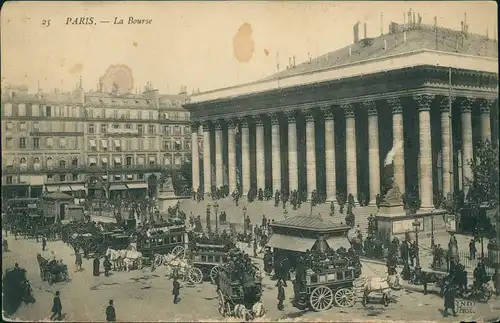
456,300,475,314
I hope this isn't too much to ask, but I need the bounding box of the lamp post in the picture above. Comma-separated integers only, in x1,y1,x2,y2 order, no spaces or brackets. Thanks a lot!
430,211,435,248
213,201,219,233
412,219,422,274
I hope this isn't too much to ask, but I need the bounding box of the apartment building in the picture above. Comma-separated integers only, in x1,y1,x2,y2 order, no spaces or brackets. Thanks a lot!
1,82,191,200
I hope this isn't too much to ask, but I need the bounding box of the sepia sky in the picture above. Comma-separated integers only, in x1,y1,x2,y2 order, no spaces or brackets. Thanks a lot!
1,1,497,95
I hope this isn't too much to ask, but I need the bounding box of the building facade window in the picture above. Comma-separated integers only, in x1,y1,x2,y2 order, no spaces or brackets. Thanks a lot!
45,106,52,117
6,176,13,184
72,157,78,166
113,124,120,129
6,137,13,149
148,125,155,134
20,157,27,166
33,122,40,132
88,124,95,134
138,174,144,180
101,124,107,134
72,174,78,181
137,124,143,134
47,157,53,168
126,156,132,166
125,124,132,129
19,137,27,149
59,174,66,182
60,160,66,167
33,138,40,149
20,122,27,131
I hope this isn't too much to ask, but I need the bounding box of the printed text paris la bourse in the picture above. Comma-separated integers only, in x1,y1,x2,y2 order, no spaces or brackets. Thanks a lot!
66,17,152,25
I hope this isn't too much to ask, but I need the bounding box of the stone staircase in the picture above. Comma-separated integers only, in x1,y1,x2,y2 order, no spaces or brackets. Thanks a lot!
179,198,378,235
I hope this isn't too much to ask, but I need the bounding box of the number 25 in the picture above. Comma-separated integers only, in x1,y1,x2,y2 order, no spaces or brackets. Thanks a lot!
42,20,51,27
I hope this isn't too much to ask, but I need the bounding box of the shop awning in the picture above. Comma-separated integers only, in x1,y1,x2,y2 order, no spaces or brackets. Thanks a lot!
149,156,156,162
89,157,97,165
46,186,58,193
266,234,316,252
46,185,72,193
114,157,121,163
89,139,96,148
101,157,108,163
126,174,133,180
101,139,108,148
109,183,127,190
326,236,351,251
70,184,86,191
30,175,44,186
29,213,42,217
58,185,72,192
114,139,121,148
127,183,148,189
102,175,108,180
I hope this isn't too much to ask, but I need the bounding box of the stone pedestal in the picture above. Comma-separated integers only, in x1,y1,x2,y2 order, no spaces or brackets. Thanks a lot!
157,187,179,213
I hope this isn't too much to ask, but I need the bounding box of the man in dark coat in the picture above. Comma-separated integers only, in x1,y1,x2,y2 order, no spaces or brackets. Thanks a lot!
106,300,116,322
443,284,457,317
469,239,477,260
42,237,47,251
75,252,83,272
400,240,409,264
172,277,180,304
277,280,285,311
93,257,100,276
104,256,112,276
50,291,63,321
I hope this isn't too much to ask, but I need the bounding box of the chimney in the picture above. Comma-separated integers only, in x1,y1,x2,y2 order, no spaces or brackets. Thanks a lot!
418,13,422,25
403,12,406,26
408,10,412,27
412,12,416,27
384,39,387,50
348,47,352,57
380,13,383,36
288,57,292,68
99,81,104,93
434,16,437,30
293,55,296,67
364,22,367,39
353,22,359,43
403,31,407,43
461,21,464,32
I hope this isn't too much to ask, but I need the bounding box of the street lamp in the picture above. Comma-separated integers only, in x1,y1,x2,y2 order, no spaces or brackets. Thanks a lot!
430,211,435,248
213,201,219,233
412,218,422,283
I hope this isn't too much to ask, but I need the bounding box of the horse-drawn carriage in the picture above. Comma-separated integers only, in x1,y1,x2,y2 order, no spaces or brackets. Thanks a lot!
36,254,70,284
294,265,358,311
2,266,33,316
216,261,265,320
190,243,229,284
136,223,186,259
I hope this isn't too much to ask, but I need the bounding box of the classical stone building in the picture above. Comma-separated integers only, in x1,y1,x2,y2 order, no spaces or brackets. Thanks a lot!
184,22,498,209
1,82,191,200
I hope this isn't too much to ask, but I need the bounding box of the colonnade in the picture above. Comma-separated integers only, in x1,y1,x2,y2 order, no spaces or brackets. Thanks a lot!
191,94,495,208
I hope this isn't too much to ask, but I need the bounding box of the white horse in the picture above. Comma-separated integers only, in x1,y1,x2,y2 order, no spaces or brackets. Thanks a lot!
355,273,401,307
105,247,124,271
121,249,143,272
165,258,190,280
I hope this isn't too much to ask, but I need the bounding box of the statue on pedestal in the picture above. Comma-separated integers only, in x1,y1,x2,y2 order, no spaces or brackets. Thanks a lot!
381,166,404,205
160,175,174,192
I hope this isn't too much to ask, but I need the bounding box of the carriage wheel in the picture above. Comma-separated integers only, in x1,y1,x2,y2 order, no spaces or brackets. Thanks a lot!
310,286,334,311
210,265,222,284
172,246,185,258
225,301,232,317
188,267,203,284
334,288,355,308
217,290,226,316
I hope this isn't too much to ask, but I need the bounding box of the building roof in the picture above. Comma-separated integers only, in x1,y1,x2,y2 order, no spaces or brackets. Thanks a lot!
263,23,498,81
273,215,350,231
1,86,84,104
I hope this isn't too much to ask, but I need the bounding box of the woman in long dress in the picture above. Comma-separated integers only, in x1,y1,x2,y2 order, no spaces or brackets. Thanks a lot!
93,257,100,276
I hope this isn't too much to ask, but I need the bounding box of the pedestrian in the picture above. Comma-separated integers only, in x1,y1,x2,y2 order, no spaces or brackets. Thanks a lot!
469,239,476,260
253,237,258,257
443,284,457,317
75,252,82,272
42,236,47,251
104,256,112,276
106,300,116,322
172,277,180,304
50,291,63,321
93,257,100,276
277,280,285,311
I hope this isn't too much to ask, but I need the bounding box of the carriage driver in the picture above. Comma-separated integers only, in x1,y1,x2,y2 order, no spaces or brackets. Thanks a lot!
473,261,488,290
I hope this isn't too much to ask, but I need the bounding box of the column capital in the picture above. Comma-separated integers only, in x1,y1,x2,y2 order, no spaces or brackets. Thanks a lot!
321,107,334,120
238,116,249,127
226,119,237,129
253,114,265,126
413,94,435,111
363,101,377,116
439,96,456,113
303,109,315,122
341,104,355,118
285,110,297,123
478,98,494,114
460,97,474,113
202,120,211,132
214,120,223,130
386,98,403,114
269,113,280,125
190,122,200,132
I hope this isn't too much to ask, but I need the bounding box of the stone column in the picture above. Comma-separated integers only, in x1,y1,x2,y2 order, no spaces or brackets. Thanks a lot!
414,94,435,209
270,113,281,192
240,117,251,196
365,101,380,204
286,111,298,191
343,104,358,202
214,121,224,188
387,98,406,193
461,98,474,194
190,122,200,192
305,109,317,199
202,121,212,195
227,120,237,194
440,97,455,196
255,116,266,191
322,107,336,201
479,99,492,142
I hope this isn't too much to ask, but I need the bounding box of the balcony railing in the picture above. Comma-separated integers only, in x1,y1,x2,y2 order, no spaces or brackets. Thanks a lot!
2,163,181,175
